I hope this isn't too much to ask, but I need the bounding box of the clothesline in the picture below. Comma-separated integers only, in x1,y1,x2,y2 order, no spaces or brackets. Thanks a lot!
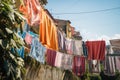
18,0,120,77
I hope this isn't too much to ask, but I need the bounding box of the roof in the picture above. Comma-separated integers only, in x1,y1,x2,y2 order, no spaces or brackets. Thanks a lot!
110,39,120,47
55,19,71,27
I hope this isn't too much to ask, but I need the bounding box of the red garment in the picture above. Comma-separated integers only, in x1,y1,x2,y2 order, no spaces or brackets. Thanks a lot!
72,56,85,76
86,41,105,60
46,49,56,66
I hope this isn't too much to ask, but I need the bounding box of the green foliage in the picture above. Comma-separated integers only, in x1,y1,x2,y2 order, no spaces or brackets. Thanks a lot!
0,0,25,80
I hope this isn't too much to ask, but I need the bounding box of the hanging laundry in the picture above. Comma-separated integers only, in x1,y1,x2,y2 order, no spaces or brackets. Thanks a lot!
72,56,85,76
104,56,116,76
46,49,56,66
39,9,58,51
115,56,120,72
73,40,83,56
19,0,41,26
57,30,66,52
113,47,120,71
61,53,73,70
104,46,116,76
28,31,38,38
23,22,30,32
88,60,101,73
55,52,63,68
29,37,46,64
86,40,106,60
18,31,26,39
82,41,88,57
65,38,74,54
25,33,33,45
55,52,73,70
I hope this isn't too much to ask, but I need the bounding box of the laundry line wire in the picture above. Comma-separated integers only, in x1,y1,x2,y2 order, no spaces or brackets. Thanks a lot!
52,6,120,15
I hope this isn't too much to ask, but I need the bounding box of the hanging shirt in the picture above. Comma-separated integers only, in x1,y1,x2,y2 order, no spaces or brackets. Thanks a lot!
86,40,106,60
65,38,74,54
72,56,85,76
29,37,46,64
46,49,56,66
73,40,83,56
39,9,58,51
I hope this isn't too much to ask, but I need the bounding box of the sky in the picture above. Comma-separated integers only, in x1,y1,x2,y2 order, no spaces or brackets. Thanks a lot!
45,0,120,44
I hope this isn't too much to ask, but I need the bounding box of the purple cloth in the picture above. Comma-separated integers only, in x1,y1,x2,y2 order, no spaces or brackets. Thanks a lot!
46,49,56,66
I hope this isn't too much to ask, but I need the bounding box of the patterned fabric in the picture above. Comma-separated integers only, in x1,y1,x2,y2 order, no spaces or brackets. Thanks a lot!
72,56,85,76
61,53,73,70
73,40,83,56
65,38,74,54
29,37,46,64
46,49,56,66
55,52,73,70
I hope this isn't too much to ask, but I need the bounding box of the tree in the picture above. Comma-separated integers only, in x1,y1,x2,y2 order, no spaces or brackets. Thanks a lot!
0,0,25,80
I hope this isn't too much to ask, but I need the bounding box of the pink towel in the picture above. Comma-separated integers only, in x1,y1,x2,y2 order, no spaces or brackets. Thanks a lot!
25,33,32,45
